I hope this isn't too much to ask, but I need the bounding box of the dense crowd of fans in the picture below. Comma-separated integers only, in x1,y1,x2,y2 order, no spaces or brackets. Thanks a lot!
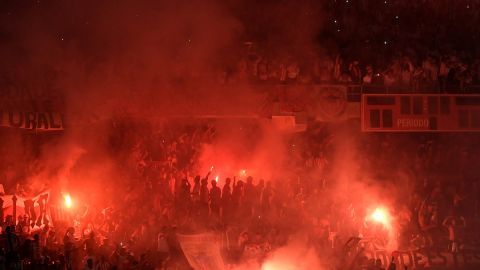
210,1,480,93
217,45,480,94
0,121,479,269
2,2,480,269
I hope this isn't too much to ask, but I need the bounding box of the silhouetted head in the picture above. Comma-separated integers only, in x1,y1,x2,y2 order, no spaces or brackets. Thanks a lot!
67,227,75,235
87,258,93,268
258,179,265,186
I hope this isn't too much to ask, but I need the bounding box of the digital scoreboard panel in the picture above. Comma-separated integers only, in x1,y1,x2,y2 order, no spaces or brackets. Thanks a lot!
361,94,480,132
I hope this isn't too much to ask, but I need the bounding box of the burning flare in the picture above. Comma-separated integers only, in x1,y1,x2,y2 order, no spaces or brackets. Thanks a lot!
370,207,390,227
63,194,73,208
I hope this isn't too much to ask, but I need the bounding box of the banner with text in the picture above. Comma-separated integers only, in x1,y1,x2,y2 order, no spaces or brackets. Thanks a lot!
360,249,480,269
350,238,480,269
0,112,64,131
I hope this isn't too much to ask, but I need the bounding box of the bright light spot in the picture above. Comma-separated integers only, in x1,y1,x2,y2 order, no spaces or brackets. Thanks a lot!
240,169,246,176
262,263,274,270
262,262,289,270
210,166,214,171
372,208,386,222
63,194,72,208
370,207,390,227
215,175,219,182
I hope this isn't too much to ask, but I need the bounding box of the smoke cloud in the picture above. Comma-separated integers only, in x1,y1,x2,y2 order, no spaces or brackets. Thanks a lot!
0,0,329,194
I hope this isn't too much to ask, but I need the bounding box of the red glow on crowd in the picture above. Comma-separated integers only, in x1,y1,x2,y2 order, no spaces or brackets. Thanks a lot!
1,0,480,269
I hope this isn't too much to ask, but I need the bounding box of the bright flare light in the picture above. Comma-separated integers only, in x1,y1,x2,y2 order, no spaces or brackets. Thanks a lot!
240,169,246,176
215,175,219,182
370,207,390,226
63,194,73,208
262,261,292,270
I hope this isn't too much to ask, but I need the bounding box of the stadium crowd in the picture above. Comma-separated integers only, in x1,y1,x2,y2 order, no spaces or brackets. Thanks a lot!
210,1,480,93
221,48,480,94
1,1,480,269
0,121,478,270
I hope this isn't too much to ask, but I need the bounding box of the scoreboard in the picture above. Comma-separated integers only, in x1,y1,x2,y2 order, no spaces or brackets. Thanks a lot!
361,94,480,132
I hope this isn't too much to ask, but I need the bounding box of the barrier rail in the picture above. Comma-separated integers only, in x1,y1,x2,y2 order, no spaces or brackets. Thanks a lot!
253,83,480,103
343,84,480,102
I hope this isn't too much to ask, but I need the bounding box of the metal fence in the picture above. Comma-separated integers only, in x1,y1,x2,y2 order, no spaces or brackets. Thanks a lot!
345,84,480,102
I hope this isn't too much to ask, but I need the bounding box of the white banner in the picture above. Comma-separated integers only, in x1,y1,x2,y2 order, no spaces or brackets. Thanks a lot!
177,233,225,270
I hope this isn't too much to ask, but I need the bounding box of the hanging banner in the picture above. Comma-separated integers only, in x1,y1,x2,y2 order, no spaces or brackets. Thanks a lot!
1,190,50,217
177,233,225,270
349,238,480,269
269,85,350,122
359,249,480,269
0,111,64,131
312,86,348,121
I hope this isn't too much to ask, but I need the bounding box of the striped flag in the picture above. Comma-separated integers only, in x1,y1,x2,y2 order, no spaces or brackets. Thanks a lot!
48,205,71,225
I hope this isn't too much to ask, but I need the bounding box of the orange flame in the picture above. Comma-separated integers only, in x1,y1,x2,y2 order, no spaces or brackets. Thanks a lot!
63,194,73,208
370,207,390,227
